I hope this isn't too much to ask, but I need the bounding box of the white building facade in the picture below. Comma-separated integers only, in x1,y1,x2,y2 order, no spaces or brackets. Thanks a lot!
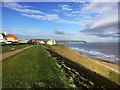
0,31,7,43
0,31,11,44
47,39,56,45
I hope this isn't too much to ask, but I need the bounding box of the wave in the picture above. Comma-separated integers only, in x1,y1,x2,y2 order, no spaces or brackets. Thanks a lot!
70,47,119,64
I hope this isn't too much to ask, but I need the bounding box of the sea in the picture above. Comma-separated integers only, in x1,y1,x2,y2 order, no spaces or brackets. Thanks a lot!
58,42,120,64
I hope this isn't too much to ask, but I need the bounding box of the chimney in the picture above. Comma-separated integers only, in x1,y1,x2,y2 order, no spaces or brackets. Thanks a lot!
4,30,7,35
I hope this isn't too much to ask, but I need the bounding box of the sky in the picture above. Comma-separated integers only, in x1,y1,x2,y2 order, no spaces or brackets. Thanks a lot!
1,1,119,42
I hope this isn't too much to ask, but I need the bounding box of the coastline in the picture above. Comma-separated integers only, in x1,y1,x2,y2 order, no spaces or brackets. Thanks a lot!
58,43,119,69
91,58,119,73
44,45,120,87
64,46,119,73
76,51,119,73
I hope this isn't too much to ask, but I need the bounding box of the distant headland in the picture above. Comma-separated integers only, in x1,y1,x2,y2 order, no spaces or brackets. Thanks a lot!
56,40,87,44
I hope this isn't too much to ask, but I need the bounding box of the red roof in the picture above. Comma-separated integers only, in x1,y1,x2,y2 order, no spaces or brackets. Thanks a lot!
7,34,18,40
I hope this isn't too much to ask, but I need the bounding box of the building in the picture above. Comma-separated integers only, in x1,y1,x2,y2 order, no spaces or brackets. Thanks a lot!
31,40,45,44
19,39,29,43
32,40,36,43
47,39,56,45
39,40,45,44
7,34,18,42
0,31,12,44
0,31,11,44
0,31,7,43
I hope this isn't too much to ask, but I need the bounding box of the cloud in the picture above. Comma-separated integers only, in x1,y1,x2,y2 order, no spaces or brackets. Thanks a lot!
63,12,77,17
14,8,44,14
21,13,61,22
53,30,66,34
53,4,72,14
22,14,46,20
3,2,29,8
80,2,118,38
53,9,60,12
81,2,117,18
53,3,94,21
6,29,51,39
71,11,80,14
80,16,118,38
4,2,89,25
46,14,60,21
59,4,72,11
21,13,89,25
3,2,44,14
6,29,80,40
21,13,62,23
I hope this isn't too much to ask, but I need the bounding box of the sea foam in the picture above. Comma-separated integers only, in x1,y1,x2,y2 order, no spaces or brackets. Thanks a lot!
71,47,119,64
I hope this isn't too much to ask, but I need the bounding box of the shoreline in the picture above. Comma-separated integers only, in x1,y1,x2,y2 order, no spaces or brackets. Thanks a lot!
65,46,119,73
92,58,119,73
58,43,119,66
78,52,120,73
57,44,119,74
75,49,118,64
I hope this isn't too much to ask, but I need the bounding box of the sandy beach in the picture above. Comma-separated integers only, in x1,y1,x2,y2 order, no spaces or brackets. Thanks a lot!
77,50,119,73
78,51,119,73
92,58,120,73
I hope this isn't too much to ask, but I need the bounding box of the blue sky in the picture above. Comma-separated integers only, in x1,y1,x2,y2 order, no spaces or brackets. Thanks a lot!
1,1,119,42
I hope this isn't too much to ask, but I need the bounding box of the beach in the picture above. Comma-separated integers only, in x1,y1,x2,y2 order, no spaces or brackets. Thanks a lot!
92,58,119,73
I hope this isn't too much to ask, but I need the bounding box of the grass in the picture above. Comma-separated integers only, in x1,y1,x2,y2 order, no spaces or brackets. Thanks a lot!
44,45,120,85
2,45,70,88
1,44,30,54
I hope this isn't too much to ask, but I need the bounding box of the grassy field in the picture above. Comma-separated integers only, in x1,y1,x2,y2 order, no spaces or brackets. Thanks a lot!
2,45,71,88
1,44,30,54
44,45,120,85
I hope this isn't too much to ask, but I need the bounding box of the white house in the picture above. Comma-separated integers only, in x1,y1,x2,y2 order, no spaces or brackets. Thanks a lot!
0,31,12,44
40,40,45,44
0,31,7,43
47,39,56,45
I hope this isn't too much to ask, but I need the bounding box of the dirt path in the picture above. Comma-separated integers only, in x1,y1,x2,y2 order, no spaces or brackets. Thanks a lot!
1,45,34,60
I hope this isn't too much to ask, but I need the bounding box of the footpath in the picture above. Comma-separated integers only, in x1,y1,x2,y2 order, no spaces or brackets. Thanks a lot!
1,45,33,60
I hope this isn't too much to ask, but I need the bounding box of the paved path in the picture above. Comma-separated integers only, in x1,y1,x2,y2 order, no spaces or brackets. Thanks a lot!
1,45,34,60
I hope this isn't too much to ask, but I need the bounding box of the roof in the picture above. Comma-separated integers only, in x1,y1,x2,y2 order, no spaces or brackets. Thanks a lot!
7,34,18,40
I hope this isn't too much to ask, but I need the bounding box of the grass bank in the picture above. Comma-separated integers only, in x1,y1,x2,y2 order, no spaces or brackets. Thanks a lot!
2,45,71,88
1,44,30,54
44,45,120,86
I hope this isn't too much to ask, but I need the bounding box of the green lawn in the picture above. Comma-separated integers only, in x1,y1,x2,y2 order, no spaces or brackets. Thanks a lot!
1,44,30,54
2,45,70,88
